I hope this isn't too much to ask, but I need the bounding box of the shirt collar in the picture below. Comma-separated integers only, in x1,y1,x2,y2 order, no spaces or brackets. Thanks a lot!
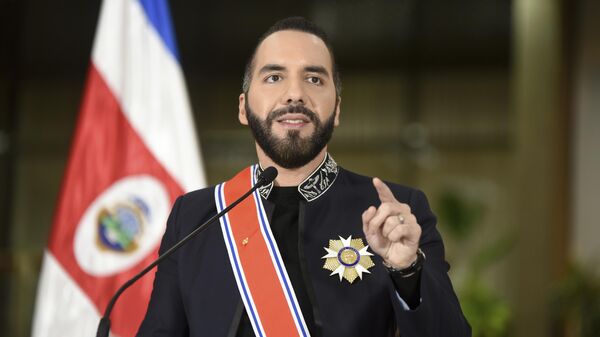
254,153,339,202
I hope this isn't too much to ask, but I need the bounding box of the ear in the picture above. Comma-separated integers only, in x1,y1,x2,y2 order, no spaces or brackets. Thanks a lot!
238,93,249,125
334,96,341,126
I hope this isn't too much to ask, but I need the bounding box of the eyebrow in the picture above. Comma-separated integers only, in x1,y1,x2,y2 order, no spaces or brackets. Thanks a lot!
257,64,330,77
258,64,285,74
304,65,330,77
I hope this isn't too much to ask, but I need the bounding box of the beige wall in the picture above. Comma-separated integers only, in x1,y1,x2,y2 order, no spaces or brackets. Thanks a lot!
512,1,569,336
572,0,600,272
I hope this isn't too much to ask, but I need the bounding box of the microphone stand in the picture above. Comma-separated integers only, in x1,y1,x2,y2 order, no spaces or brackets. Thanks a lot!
96,168,277,337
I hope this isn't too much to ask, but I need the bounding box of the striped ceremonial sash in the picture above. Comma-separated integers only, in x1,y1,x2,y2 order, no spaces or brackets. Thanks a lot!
215,165,310,337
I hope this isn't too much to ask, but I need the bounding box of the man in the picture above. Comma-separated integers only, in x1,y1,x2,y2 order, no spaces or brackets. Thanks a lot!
138,17,470,337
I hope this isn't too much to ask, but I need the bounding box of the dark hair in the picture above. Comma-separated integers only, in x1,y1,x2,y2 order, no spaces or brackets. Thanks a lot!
242,16,342,96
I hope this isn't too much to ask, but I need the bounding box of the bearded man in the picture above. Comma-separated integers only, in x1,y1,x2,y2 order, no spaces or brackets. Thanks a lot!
138,17,471,337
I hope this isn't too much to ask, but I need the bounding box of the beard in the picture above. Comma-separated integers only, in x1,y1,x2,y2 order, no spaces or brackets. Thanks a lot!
245,97,336,169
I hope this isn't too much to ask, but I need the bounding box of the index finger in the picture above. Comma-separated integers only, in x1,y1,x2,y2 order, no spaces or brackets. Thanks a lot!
373,177,397,203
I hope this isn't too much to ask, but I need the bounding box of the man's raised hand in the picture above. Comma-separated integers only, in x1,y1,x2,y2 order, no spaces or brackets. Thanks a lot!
362,178,421,269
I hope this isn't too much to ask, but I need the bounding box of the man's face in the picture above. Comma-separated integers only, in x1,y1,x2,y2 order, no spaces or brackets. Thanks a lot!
239,30,340,169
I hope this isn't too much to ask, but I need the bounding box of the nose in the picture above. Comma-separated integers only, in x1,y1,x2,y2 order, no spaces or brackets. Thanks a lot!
284,78,306,105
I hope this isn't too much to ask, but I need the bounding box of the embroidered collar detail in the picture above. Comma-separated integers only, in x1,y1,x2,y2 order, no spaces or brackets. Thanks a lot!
255,153,339,202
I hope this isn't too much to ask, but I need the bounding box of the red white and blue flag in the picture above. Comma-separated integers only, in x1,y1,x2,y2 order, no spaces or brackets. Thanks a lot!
32,0,205,336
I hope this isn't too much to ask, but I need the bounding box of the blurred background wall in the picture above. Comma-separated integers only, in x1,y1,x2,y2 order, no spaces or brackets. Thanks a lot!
0,0,598,336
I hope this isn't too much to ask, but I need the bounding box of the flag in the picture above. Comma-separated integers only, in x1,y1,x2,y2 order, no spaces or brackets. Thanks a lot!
32,0,205,335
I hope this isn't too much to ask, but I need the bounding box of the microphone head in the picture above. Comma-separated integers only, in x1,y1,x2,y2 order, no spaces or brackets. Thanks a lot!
257,167,278,186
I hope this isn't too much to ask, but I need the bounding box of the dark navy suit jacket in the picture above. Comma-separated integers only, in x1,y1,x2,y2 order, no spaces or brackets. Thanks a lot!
137,167,471,337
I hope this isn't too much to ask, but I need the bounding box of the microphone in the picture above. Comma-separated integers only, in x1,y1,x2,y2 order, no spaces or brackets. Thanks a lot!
256,166,277,186
96,167,278,337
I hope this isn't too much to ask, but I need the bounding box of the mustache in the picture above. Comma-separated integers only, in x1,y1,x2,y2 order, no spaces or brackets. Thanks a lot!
267,105,318,123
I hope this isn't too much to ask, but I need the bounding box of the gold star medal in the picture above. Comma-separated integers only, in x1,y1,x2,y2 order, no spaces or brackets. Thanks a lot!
321,235,375,283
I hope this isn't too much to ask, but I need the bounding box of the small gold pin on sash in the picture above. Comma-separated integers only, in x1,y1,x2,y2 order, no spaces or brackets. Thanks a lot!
242,237,249,246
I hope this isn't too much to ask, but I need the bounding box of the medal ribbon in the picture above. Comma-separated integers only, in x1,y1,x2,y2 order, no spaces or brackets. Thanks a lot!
215,165,310,337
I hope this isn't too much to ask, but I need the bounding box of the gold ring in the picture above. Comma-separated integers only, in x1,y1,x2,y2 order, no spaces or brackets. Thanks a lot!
398,214,405,224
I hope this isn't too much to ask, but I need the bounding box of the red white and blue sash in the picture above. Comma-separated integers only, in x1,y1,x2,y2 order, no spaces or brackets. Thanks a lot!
215,165,310,337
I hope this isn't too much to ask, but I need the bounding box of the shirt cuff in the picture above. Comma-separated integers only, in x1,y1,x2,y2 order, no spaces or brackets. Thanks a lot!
389,268,422,310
